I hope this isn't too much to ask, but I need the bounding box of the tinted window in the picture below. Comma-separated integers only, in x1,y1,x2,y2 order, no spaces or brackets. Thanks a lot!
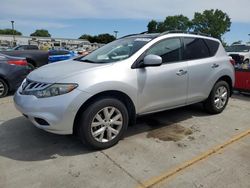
16,46,26,50
28,45,38,50
183,38,210,60
146,38,182,63
204,39,219,56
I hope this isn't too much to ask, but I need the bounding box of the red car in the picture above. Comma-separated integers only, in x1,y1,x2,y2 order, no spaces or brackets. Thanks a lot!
230,54,250,92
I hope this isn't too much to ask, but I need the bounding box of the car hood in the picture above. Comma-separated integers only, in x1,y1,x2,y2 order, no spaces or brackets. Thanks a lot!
27,60,111,83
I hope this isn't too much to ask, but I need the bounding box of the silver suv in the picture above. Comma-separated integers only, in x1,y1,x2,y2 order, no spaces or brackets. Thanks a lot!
14,32,235,149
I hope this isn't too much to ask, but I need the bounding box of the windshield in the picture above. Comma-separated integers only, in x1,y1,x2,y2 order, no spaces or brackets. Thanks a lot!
77,37,152,63
226,45,250,52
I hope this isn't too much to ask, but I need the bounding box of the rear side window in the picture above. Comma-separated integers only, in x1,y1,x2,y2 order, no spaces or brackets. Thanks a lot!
183,38,210,60
146,38,182,63
204,39,219,56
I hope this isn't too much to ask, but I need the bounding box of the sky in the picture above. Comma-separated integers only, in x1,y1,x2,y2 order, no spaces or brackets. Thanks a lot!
0,0,250,44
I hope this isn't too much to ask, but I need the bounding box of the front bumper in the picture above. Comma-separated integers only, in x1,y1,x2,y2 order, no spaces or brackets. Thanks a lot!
14,87,92,135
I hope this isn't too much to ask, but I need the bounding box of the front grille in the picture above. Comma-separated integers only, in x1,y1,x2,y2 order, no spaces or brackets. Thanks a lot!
20,79,51,95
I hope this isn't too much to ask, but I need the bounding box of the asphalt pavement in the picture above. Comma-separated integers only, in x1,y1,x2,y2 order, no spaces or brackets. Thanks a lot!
0,93,249,188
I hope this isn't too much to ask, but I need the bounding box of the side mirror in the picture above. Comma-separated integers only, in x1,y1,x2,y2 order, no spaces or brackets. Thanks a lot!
142,54,162,67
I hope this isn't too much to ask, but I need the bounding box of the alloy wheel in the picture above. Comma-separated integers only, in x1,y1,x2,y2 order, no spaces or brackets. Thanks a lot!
91,106,123,143
0,81,5,96
214,86,228,109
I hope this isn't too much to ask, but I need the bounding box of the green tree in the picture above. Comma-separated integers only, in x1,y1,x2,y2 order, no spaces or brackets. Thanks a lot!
147,20,158,33
163,15,191,31
30,29,51,37
95,33,115,44
147,15,191,33
79,33,115,44
192,9,231,39
79,34,95,43
0,28,22,35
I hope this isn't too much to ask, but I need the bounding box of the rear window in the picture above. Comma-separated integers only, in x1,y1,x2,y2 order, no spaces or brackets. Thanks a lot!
204,39,219,56
183,38,210,60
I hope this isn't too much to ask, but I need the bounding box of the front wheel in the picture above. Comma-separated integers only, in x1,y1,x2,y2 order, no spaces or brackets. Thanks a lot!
204,81,230,114
0,78,9,98
78,98,129,149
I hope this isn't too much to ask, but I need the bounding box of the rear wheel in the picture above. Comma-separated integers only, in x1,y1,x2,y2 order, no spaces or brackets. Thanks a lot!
78,98,129,149
204,81,230,114
0,78,8,98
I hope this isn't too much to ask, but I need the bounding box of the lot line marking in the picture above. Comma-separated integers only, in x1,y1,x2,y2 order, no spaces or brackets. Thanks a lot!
137,129,250,188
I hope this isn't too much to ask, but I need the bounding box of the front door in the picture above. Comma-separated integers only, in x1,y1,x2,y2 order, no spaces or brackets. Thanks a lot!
137,37,188,114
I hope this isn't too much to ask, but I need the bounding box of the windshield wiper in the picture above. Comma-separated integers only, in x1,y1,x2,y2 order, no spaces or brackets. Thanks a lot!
78,59,96,63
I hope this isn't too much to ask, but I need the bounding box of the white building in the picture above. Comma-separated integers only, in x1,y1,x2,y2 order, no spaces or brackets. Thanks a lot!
0,34,91,50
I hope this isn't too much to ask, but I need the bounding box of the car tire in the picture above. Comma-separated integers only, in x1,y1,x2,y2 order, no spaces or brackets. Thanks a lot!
203,81,230,114
78,98,129,149
0,78,9,98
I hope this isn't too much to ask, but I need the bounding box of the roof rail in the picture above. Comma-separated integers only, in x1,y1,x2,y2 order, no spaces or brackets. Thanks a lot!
159,30,211,37
140,31,148,34
119,33,140,39
119,31,149,39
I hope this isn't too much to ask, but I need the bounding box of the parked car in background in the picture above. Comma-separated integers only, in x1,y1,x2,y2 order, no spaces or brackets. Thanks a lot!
0,44,10,51
226,44,250,63
74,47,91,56
14,32,234,149
48,50,76,63
229,53,250,93
0,50,48,70
0,53,30,97
13,45,39,51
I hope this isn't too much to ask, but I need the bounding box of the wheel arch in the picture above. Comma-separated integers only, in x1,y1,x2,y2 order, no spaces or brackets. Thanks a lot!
216,75,233,96
73,90,136,135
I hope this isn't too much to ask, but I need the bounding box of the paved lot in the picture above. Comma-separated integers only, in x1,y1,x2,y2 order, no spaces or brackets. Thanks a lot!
0,93,250,188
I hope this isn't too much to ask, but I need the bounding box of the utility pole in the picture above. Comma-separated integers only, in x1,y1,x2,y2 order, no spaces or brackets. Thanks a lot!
114,31,119,39
11,20,15,47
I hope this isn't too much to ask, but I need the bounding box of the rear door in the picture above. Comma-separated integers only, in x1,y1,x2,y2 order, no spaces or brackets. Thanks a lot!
183,37,220,103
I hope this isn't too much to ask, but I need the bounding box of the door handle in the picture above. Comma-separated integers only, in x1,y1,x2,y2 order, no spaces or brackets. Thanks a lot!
212,63,219,68
176,70,187,76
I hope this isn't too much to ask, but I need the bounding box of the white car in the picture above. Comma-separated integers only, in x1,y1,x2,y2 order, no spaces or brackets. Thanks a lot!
226,44,250,63
14,32,235,149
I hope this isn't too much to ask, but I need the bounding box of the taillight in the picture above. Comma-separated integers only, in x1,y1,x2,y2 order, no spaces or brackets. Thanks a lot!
230,59,235,66
7,59,28,66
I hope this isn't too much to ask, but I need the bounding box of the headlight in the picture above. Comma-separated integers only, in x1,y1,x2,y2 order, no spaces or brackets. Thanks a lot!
24,83,78,98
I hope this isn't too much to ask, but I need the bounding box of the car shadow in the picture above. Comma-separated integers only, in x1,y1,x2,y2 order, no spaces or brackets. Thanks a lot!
232,92,250,102
125,103,209,138
0,103,209,162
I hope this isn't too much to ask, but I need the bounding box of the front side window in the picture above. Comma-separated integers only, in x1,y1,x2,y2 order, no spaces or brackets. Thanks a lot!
146,38,182,63
183,38,210,60
77,37,152,63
